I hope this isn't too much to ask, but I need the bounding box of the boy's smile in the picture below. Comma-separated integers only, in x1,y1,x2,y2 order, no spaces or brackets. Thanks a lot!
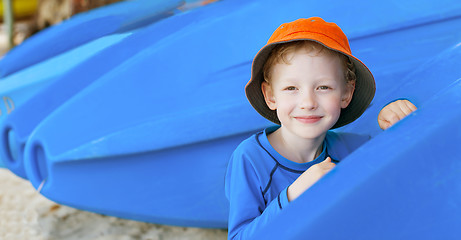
262,48,355,142
294,115,323,124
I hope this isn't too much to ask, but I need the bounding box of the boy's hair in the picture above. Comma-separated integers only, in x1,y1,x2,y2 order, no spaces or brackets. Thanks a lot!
262,41,356,85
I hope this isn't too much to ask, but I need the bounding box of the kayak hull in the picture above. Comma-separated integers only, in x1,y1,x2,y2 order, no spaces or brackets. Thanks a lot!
0,0,183,77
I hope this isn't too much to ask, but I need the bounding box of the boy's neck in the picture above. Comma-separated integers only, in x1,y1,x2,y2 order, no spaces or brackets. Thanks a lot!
267,127,326,164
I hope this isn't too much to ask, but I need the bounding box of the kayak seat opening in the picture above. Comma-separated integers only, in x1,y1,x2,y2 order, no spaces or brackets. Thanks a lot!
3,127,21,166
29,143,48,189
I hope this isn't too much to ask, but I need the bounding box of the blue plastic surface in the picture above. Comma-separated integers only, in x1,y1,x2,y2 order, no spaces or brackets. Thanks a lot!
0,0,183,77
1,0,460,231
253,51,461,239
0,1,216,178
0,32,131,170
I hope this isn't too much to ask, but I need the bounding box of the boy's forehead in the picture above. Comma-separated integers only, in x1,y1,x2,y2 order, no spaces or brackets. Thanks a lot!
270,42,344,67
275,49,343,70
285,46,339,60
271,52,345,83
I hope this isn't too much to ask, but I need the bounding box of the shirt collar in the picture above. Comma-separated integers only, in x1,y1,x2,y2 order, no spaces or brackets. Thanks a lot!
258,126,329,172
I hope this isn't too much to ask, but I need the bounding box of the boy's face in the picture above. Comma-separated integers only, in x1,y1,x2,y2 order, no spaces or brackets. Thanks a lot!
261,49,355,140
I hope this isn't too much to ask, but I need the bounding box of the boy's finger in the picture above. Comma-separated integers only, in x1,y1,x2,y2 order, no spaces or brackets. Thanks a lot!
378,108,399,123
380,121,391,130
398,100,416,117
389,112,401,124
322,157,336,169
407,101,417,111
318,157,330,165
400,104,414,116
378,118,391,130
393,103,408,119
386,121,392,129
402,100,417,114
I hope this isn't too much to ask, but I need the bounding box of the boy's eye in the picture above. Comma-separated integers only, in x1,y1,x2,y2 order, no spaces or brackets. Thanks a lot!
318,86,331,90
285,86,297,91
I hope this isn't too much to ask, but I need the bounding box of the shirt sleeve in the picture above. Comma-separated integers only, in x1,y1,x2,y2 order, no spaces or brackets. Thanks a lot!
225,149,287,240
278,186,290,209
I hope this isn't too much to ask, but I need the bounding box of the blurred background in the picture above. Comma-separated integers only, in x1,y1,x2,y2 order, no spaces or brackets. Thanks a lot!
0,0,122,56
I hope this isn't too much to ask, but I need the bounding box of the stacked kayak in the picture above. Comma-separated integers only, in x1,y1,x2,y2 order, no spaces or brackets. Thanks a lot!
0,0,202,171
1,0,460,236
0,0,184,77
0,31,133,169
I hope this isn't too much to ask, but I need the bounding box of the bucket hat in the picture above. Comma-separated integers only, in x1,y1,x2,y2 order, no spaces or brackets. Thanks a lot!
245,17,375,128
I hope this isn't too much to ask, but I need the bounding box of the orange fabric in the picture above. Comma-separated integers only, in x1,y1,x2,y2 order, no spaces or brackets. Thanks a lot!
267,17,351,64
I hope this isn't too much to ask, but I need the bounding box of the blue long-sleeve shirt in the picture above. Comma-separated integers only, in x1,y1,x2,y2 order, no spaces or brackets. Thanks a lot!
225,126,370,239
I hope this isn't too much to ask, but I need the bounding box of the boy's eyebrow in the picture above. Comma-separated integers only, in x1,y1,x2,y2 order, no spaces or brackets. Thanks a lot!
275,78,340,87
281,76,339,81
274,77,299,83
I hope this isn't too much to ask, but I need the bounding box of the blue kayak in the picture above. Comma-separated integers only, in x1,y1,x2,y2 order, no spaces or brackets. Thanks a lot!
0,0,213,176
0,0,184,77
0,32,132,169
2,0,461,233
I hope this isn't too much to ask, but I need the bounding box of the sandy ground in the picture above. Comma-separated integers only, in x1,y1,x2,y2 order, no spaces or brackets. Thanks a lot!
0,169,227,240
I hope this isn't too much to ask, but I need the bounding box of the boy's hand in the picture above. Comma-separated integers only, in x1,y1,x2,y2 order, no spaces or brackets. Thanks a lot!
378,100,417,130
287,157,335,202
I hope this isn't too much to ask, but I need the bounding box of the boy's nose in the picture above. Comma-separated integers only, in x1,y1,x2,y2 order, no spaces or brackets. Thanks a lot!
299,91,317,110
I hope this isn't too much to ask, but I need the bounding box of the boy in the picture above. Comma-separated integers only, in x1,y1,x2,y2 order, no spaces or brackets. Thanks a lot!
225,17,416,239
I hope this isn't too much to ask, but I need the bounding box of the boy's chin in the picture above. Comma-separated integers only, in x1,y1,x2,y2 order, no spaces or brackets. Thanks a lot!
281,124,330,140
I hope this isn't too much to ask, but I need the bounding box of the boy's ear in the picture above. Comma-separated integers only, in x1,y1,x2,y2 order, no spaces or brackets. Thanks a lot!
261,81,277,110
341,80,355,109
